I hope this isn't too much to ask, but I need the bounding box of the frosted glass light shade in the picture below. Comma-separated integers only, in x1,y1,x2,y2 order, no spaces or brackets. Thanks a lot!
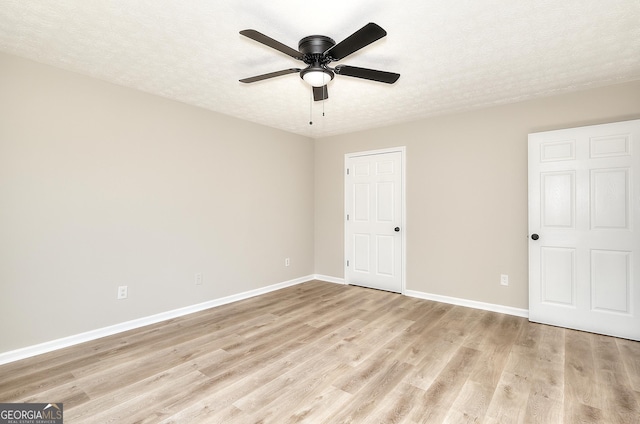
302,70,332,87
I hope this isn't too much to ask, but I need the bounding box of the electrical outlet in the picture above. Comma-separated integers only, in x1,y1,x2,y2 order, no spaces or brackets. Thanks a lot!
285,258,290,267
117,285,128,299
195,273,203,285
500,274,509,286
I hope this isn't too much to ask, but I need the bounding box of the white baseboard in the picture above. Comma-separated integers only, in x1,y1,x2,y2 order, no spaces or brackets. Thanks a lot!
405,290,529,318
0,275,315,366
312,274,345,285
312,278,527,319
1,276,527,365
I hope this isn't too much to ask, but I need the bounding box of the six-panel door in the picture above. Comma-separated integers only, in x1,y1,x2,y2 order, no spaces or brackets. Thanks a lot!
528,119,640,341
345,150,403,293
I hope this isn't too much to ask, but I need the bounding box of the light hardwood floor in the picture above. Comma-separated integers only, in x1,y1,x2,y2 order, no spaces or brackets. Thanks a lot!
1,281,639,423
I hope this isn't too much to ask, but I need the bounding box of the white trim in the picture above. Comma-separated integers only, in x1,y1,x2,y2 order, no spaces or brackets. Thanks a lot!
344,146,407,294
405,289,529,318
1,276,528,366
313,274,345,285
0,275,314,366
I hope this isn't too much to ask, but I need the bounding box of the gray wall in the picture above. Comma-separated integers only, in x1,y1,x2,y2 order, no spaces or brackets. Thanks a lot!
0,53,315,352
2,49,639,355
314,81,640,309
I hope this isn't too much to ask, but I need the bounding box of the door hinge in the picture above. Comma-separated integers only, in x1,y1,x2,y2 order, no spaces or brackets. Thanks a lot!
346,168,350,175
346,214,350,221
346,260,350,267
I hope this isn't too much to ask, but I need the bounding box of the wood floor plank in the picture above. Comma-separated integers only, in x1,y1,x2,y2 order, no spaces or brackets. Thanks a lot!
0,369,78,402
329,359,414,424
484,371,532,424
181,319,365,421
461,310,503,351
282,386,352,424
366,382,425,424
564,329,601,410
406,305,480,371
76,333,241,399
524,391,563,424
537,323,565,365
1,280,639,423
443,379,494,423
65,350,231,422
564,400,604,424
19,383,91,411
77,370,210,424
341,318,415,367
617,337,640,391
332,347,397,394
468,314,524,389
593,334,632,387
529,356,564,401
603,385,640,424
232,346,346,414
156,393,242,423
383,302,452,367
233,355,350,421
410,346,481,423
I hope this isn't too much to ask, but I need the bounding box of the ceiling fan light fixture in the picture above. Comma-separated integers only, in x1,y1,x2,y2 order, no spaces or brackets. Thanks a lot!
301,67,334,87
239,23,399,102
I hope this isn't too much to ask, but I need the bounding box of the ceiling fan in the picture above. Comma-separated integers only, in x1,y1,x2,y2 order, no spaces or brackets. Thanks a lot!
239,23,400,101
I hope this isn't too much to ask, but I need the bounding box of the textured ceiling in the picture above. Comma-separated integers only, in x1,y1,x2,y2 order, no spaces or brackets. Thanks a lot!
1,0,639,138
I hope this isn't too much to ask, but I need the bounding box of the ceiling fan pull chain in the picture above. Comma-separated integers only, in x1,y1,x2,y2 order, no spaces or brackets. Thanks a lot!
309,87,313,125
323,85,326,116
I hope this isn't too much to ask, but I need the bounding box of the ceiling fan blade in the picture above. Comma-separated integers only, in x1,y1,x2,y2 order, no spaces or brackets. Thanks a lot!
313,86,329,101
240,30,303,60
334,65,400,84
325,23,387,61
239,68,301,83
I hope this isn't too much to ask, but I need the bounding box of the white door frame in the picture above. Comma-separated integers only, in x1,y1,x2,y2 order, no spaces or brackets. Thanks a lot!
344,146,406,294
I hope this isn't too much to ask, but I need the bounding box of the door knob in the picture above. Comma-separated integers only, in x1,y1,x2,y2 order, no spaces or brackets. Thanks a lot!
394,227,400,232
531,233,539,240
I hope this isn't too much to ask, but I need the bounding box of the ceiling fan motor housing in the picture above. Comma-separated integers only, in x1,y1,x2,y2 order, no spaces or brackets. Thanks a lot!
298,35,336,56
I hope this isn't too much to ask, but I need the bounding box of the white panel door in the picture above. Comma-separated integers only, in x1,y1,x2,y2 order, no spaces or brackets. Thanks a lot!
528,119,640,340
345,149,404,293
